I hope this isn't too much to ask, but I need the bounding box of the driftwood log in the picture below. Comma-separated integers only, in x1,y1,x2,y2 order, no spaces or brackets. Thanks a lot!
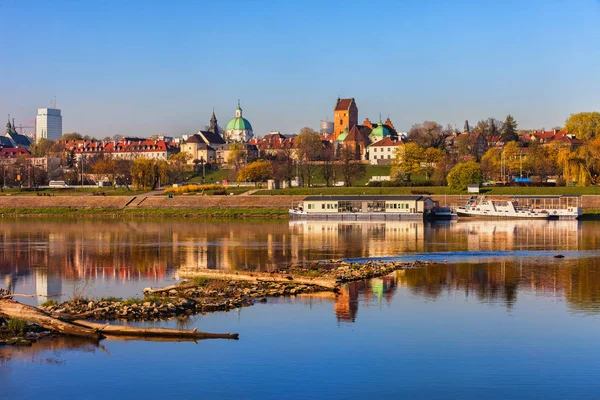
0,298,101,339
149,269,337,295
0,298,239,341
72,320,239,340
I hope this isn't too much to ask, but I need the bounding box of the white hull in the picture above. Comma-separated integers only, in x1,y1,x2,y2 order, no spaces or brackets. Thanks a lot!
456,196,581,220
456,208,548,219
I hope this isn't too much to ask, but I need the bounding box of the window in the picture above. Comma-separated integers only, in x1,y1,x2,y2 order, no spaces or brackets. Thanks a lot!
322,204,325,209
374,155,377,159
388,155,391,159
339,119,343,125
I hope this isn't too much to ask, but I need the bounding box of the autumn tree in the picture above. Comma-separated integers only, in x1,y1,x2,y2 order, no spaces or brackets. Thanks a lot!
501,141,523,179
565,112,600,140
480,148,502,181
227,143,248,173
168,152,192,184
92,156,117,186
237,160,274,184
336,146,365,187
407,121,444,148
423,147,444,181
61,133,83,141
556,147,590,186
447,161,483,190
501,115,519,143
272,147,295,186
432,155,456,186
391,142,423,183
29,139,55,157
294,127,323,187
320,143,336,187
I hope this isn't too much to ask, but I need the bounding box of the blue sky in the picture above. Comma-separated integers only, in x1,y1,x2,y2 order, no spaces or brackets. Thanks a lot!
1,0,599,138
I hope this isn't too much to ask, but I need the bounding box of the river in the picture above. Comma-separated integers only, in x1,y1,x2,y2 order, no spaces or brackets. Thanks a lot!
2,218,600,399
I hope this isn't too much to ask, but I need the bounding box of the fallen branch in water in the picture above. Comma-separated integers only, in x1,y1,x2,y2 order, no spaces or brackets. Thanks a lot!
0,298,239,343
169,269,337,291
72,320,239,340
0,298,101,339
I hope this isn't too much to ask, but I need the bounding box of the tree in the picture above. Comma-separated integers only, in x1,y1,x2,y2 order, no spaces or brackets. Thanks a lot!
391,142,423,182
92,156,117,186
336,146,365,187
66,150,76,169
501,115,519,143
432,155,456,186
294,127,323,187
132,158,159,189
557,147,591,186
447,161,483,190
423,147,444,181
227,143,247,172
407,121,444,148
61,133,83,141
565,112,600,140
480,148,501,181
272,146,295,186
29,139,55,157
321,144,336,187
237,160,274,184
168,152,192,184
501,141,523,179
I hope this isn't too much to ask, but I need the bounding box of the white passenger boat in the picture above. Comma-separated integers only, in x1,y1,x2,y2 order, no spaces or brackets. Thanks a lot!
455,195,581,220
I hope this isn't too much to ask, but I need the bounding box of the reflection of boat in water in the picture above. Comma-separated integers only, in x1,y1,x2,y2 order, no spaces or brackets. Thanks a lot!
289,195,455,221
455,196,581,220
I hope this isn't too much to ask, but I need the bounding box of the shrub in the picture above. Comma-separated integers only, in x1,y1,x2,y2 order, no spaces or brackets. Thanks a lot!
164,184,226,195
7,318,27,334
40,299,58,308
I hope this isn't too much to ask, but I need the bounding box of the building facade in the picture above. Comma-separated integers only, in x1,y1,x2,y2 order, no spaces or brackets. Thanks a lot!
36,108,63,141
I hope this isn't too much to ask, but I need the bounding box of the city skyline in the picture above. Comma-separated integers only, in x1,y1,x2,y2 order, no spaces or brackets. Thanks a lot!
1,0,599,138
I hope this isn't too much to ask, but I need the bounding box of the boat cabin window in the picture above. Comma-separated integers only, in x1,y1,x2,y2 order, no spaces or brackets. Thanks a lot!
367,201,386,213
338,201,362,213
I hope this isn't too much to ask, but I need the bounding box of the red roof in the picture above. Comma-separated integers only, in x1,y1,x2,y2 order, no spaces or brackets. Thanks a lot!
335,98,354,111
369,137,403,147
0,148,30,158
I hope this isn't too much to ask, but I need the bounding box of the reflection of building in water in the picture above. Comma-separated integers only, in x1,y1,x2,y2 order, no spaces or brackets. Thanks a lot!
334,276,397,322
34,268,62,305
455,220,580,251
289,221,425,261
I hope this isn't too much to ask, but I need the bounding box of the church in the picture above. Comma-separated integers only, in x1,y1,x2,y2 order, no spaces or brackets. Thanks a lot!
334,98,400,160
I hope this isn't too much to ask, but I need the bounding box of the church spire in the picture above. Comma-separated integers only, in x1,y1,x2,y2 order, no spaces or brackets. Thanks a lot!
209,109,218,134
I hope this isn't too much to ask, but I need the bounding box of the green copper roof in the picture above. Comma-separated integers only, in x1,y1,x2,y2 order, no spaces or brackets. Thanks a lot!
369,120,390,138
225,117,253,131
337,127,349,141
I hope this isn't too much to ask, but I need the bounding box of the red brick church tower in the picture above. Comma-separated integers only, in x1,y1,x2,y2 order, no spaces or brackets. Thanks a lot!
334,98,358,141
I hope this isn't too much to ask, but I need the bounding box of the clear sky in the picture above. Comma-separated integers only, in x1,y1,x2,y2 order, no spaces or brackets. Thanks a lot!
1,0,599,138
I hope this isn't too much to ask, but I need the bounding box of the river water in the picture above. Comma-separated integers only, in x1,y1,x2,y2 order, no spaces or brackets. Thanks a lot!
2,218,600,399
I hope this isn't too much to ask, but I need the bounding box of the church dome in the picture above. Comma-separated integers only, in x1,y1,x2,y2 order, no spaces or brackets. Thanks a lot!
369,119,390,139
226,111,253,131
224,103,254,142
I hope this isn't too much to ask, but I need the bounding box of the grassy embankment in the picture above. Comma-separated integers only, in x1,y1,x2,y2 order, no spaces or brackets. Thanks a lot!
0,207,288,218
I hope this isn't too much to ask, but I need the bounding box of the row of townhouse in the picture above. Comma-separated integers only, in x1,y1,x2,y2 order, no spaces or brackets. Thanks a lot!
63,138,176,161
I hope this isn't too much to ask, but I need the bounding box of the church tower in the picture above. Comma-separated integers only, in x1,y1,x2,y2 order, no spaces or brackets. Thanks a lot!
209,110,219,135
334,98,358,141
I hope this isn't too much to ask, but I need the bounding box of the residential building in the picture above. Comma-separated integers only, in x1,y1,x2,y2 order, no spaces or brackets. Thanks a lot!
36,108,62,141
215,143,258,165
367,137,404,165
63,138,175,161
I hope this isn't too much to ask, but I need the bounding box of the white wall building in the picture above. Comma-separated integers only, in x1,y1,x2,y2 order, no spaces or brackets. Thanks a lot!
36,108,62,141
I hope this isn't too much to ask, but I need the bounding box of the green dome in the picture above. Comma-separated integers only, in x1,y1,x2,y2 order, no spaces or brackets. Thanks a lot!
369,121,390,139
225,117,253,131
337,127,349,142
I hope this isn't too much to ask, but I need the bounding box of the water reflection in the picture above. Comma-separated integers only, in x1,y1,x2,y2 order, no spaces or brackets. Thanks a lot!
0,218,596,304
334,257,600,322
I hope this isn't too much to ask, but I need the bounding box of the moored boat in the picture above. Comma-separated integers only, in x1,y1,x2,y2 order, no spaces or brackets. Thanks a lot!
289,195,454,221
455,195,581,220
